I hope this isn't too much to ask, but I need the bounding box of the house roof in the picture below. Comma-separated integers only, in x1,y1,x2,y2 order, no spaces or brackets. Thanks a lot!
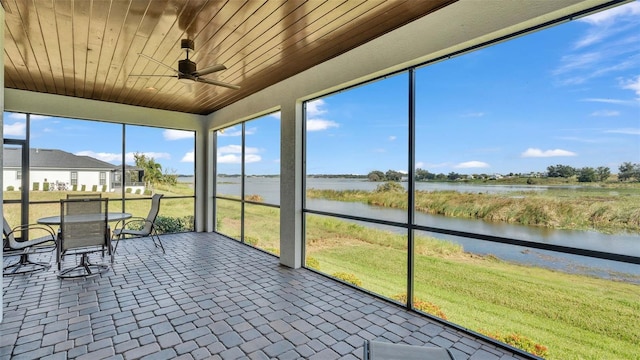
3,147,117,170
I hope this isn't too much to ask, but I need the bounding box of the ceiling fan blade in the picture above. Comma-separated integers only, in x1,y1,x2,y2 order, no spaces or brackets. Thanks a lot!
193,64,226,77
196,77,240,90
138,53,180,75
128,74,176,77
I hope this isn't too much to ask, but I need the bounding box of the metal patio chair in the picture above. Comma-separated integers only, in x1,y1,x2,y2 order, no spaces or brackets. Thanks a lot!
363,340,456,360
112,193,165,254
57,198,111,278
3,216,56,275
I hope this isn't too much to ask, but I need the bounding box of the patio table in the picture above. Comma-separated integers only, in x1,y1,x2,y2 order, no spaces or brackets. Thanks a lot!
37,212,132,225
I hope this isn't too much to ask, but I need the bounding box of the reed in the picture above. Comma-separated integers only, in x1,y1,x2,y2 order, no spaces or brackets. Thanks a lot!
307,186,640,233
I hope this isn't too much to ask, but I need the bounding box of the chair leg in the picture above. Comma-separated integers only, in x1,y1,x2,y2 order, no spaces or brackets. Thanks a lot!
3,253,51,276
58,253,109,279
151,230,165,254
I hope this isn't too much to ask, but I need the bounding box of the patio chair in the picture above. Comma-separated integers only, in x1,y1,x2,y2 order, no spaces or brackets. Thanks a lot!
67,193,102,199
363,340,455,360
112,193,164,254
57,198,111,278
3,217,56,275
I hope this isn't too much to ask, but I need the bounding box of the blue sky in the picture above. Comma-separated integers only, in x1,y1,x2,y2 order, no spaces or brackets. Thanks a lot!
305,2,640,175
5,2,640,177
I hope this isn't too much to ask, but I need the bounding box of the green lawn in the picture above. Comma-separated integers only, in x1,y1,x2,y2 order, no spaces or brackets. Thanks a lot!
217,200,640,360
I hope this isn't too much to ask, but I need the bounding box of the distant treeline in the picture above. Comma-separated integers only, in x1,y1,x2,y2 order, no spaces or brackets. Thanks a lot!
366,162,640,183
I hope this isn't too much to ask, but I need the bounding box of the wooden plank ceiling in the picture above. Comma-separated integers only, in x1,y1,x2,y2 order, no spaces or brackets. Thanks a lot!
3,0,455,115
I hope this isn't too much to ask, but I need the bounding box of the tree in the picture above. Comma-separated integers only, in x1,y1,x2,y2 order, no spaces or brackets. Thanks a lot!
134,153,164,191
385,170,403,182
547,164,576,178
595,166,610,182
618,162,640,182
577,167,597,182
367,170,385,182
415,168,433,181
447,172,461,181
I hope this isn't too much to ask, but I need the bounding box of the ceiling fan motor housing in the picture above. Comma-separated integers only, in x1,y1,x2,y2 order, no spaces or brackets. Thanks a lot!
178,59,197,78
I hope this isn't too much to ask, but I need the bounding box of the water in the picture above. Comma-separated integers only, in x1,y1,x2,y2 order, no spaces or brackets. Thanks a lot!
211,177,640,280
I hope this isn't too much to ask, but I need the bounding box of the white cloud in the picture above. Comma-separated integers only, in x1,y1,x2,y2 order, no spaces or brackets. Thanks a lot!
415,162,425,168
460,112,485,118
76,151,172,164
163,129,193,140
307,119,339,131
306,99,327,117
75,151,122,163
521,148,577,158
574,2,640,48
454,161,490,169
590,110,620,117
217,154,261,164
217,145,261,163
605,128,640,135
3,122,26,136
621,75,640,98
582,98,633,105
218,144,242,154
578,2,640,27
218,126,241,136
305,99,340,132
181,151,194,162
555,3,640,89
217,154,242,164
389,135,397,141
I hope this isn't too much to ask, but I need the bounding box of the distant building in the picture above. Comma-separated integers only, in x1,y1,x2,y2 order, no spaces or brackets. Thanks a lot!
2,148,144,192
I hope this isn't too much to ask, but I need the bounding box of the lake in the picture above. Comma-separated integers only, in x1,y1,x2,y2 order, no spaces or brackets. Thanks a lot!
207,177,640,280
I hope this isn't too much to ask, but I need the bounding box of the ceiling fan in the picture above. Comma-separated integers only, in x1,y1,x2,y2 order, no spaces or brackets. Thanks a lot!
131,39,240,90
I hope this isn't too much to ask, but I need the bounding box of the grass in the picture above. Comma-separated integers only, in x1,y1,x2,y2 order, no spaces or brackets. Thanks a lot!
216,200,640,360
3,183,194,238
307,183,640,233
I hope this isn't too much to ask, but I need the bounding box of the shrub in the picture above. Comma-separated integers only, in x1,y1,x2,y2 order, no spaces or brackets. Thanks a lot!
32,182,39,191
102,185,107,192
480,330,549,358
153,215,195,234
392,293,447,320
143,189,152,195
72,185,78,191
43,182,50,191
125,188,132,193
374,181,405,193
306,256,320,270
135,189,141,194
81,185,86,191
332,272,362,287
245,194,264,202
6,186,14,191
91,185,98,192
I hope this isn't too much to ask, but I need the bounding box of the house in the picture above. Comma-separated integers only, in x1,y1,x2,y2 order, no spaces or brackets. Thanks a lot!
2,147,144,193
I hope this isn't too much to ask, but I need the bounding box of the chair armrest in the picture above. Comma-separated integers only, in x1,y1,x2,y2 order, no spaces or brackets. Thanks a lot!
9,223,56,241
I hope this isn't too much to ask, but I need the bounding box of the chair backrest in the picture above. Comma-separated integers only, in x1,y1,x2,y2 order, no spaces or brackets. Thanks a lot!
65,195,102,215
60,198,109,252
142,194,163,234
67,193,102,199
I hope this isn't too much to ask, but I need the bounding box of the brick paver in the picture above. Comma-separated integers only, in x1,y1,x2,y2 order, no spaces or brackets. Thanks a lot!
1,233,533,359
